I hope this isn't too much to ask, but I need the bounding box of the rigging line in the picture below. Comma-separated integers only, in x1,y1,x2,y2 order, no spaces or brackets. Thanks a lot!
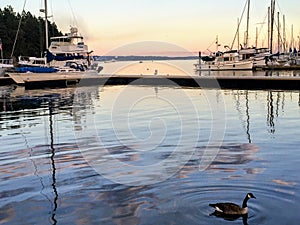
21,123,53,208
274,0,291,43
10,0,27,58
255,12,268,45
206,38,218,53
50,0,54,22
38,0,44,57
49,0,56,37
68,0,78,27
258,12,268,35
275,0,283,17
230,0,248,50
10,93,53,210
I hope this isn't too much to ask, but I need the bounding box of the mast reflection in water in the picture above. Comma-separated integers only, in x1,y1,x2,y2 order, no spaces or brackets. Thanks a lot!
0,83,299,225
49,100,58,225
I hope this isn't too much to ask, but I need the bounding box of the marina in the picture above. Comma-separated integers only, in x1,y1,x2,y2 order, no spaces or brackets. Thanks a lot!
1,0,300,224
194,0,300,72
1,63,299,90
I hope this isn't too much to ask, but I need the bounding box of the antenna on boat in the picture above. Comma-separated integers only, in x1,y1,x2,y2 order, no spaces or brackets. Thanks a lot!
215,36,221,52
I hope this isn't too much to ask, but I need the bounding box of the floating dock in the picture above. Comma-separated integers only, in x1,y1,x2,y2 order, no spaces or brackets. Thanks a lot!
3,72,300,90
255,65,300,71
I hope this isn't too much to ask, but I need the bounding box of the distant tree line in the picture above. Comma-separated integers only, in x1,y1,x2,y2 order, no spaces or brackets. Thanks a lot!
0,6,62,59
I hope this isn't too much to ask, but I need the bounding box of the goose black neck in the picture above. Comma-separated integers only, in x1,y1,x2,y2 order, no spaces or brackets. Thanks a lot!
242,196,249,208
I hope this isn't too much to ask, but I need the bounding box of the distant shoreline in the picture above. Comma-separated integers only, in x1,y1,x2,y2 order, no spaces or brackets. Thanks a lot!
93,56,198,62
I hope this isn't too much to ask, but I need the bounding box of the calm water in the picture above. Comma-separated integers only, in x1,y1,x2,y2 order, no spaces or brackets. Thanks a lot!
1,60,300,225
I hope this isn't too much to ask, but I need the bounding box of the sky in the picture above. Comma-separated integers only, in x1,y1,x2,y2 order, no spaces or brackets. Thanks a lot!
1,0,299,56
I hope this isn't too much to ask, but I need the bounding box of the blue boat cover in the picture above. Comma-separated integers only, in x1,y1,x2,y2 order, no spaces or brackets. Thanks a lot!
46,50,84,63
15,66,58,73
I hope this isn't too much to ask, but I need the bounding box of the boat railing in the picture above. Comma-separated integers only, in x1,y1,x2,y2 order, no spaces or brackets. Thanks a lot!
0,58,13,65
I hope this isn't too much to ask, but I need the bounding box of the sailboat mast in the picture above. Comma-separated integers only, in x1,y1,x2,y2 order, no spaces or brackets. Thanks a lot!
44,0,49,50
277,12,280,53
255,27,258,47
291,25,294,50
245,0,250,48
270,0,275,54
268,7,270,50
298,34,300,51
237,18,240,50
283,15,286,52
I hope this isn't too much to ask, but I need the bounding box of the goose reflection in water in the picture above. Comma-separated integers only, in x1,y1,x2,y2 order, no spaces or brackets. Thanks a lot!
210,212,250,225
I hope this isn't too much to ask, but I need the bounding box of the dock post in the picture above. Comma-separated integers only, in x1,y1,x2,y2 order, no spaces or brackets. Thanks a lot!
199,51,202,70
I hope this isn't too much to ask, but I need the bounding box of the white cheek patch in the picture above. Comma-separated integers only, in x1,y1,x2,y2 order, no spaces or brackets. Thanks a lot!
215,206,223,213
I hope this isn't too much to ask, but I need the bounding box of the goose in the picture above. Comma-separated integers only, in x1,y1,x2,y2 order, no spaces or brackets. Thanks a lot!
209,193,256,215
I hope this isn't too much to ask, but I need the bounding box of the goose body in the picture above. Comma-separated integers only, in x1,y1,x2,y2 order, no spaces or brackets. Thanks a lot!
209,193,256,215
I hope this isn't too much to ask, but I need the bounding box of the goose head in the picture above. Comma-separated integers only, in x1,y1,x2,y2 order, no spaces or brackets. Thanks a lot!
246,193,256,200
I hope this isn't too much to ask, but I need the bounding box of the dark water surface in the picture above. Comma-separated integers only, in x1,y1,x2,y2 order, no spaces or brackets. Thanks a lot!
0,74,300,224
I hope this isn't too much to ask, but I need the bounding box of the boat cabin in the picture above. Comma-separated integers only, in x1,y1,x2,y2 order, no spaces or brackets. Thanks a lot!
18,56,46,66
239,47,270,60
49,27,88,54
218,51,239,62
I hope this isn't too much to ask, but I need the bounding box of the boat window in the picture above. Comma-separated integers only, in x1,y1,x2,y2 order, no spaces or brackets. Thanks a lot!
33,60,45,65
51,37,71,43
1,59,13,64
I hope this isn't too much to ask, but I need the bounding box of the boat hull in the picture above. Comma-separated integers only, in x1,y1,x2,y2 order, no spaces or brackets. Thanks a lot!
196,60,253,71
0,59,14,76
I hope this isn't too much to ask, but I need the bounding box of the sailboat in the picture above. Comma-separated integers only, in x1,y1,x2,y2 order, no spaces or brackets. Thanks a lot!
194,37,254,72
13,0,102,74
195,0,257,72
237,0,300,70
234,0,272,69
258,0,300,69
195,0,294,72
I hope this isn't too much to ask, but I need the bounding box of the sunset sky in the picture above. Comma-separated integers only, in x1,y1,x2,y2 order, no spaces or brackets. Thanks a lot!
1,0,299,56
